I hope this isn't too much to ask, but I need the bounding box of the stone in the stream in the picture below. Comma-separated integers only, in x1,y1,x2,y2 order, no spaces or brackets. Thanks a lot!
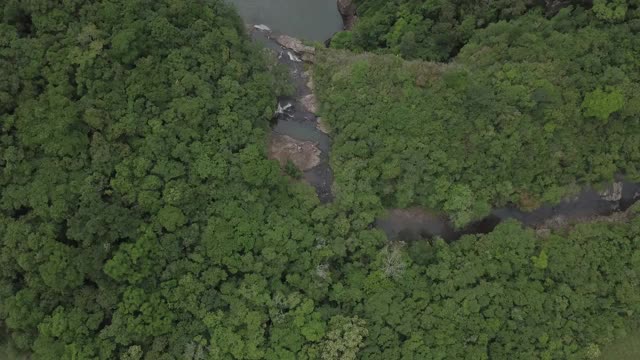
337,0,357,17
269,134,321,171
276,35,315,55
600,182,623,201
300,94,318,114
317,117,331,134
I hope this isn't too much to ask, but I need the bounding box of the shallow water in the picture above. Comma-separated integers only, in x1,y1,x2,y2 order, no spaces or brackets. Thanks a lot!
228,0,343,41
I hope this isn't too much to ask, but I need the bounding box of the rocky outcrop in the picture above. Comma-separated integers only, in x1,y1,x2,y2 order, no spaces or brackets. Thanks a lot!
276,35,315,55
303,71,314,90
600,182,623,202
301,52,315,63
337,0,356,17
337,0,357,30
276,35,316,62
269,134,321,171
300,94,318,114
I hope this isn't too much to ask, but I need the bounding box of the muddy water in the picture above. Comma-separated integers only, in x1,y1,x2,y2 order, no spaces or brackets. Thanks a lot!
378,181,640,242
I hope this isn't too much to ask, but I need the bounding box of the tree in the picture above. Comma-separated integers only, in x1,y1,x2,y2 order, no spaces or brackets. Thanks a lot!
582,87,625,121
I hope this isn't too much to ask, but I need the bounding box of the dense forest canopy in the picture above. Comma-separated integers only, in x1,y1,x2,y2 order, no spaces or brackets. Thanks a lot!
333,0,640,61
1,0,640,359
0,0,357,358
319,4,640,225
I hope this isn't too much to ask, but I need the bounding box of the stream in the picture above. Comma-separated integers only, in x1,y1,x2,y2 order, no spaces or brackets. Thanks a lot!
229,0,640,241
378,180,640,242
229,0,340,202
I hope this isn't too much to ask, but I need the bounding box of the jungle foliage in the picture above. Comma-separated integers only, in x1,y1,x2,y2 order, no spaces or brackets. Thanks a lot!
334,0,640,61
0,0,367,358
317,6,640,226
1,0,640,359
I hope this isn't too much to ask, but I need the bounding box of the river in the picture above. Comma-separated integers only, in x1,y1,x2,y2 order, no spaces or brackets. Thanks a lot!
228,0,340,201
378,181,640,242
228,0,640,241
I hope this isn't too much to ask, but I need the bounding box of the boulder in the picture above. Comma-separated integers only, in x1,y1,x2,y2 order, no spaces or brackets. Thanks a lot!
600,182,623,202
337,0,358,30
337,0,356,17
300,94,318,114
253,24,271,32
276,35,315,55
269,134,321,171
301,52,315,63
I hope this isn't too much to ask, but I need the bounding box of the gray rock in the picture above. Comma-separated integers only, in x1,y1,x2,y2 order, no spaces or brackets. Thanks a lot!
337,0,356,16
337,0,358,29
600,182,623,202
253,24,271,32
300,94,318,114
302,71,314,89
276,35,315,55
301,52,315,63
269,134,321,171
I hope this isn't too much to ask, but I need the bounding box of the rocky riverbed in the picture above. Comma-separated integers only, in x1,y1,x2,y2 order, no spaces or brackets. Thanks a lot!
247,25,335,201
268,134,321,171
